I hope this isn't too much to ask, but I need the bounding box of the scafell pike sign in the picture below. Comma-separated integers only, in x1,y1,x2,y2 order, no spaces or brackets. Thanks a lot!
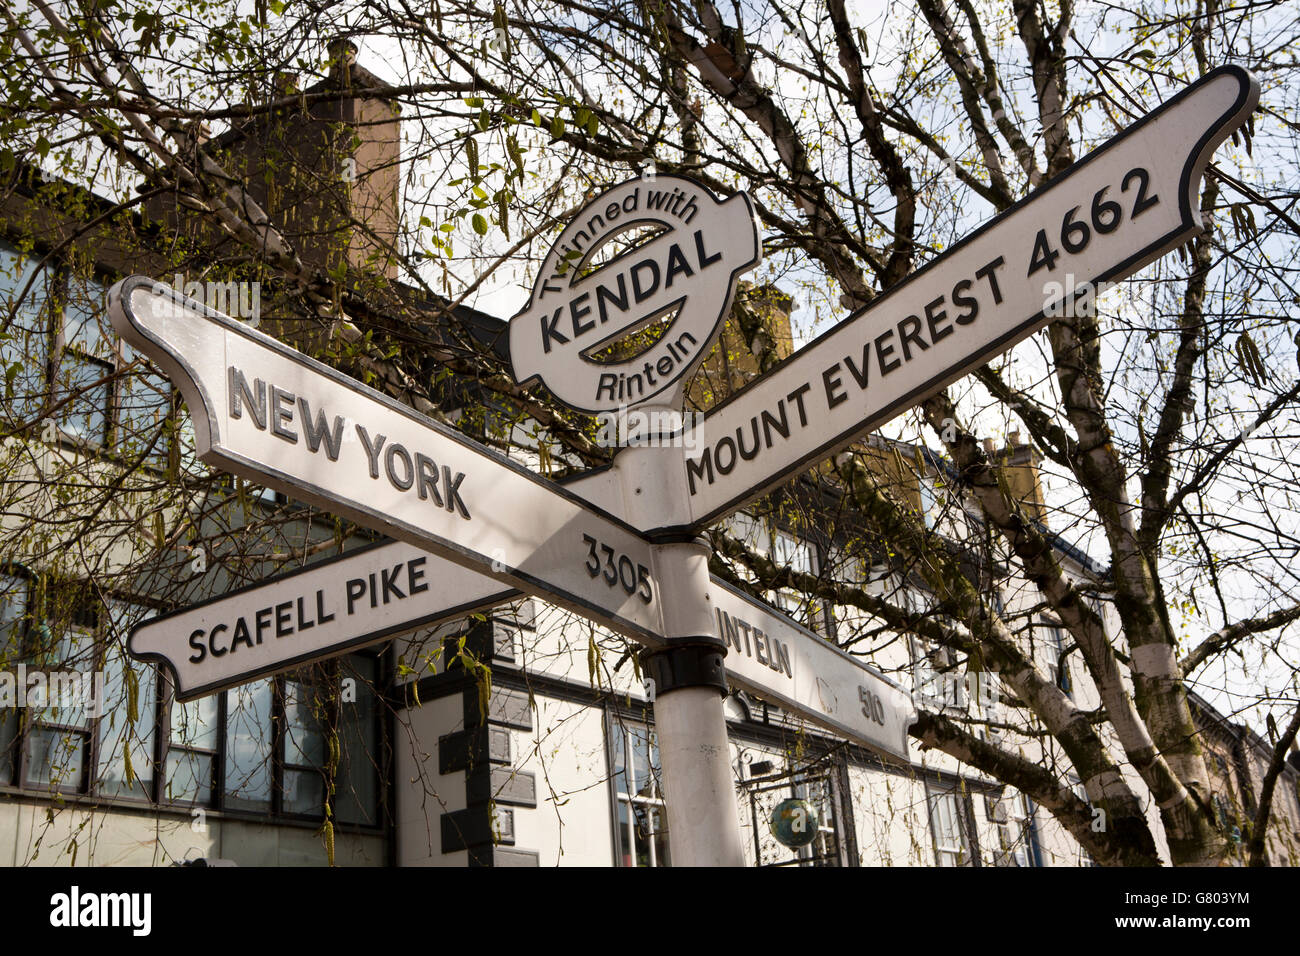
129,540,515,701
108,279,667,646
509,176,760,414
128,538,913,757
670,66,1259,529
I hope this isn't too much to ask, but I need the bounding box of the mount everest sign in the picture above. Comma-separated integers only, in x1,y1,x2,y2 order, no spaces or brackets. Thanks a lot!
670,66,1259,529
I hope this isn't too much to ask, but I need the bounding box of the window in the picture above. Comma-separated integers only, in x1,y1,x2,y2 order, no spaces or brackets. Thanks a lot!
20,587,98,794
1069,778,1099,866
911,633,967,712
169,656,382,822
223,679,274,811
0,240,172,468
96,600,158,799
0,571,382,824
990,587,1006,618
606,715,669,867
0,242,52,426
726,514,828,635
927,786,976,866
334,655,381,826
1041,620,1072,696
989,790,1040,866
0,570,29,785
0,578,158,798
54,273,114,446
165,692,219,805
771,530,822,631
919,474,942,529
276,659,383,821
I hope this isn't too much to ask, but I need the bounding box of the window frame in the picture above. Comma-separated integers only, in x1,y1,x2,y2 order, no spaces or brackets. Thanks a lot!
925,782,980,867
0,567,385,827
604,708,670,868
0,238,176,469
1039,618,1073,697
0,574,163,801
990,789,1041,867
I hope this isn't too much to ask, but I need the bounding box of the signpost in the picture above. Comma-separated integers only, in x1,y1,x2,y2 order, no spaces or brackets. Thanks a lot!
112,67,1257,866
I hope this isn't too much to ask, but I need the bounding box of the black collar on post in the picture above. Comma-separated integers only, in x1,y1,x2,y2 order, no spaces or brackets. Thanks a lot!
640,638,729,696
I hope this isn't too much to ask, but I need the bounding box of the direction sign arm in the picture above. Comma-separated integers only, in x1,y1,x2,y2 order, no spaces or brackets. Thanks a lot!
676,66,1260,531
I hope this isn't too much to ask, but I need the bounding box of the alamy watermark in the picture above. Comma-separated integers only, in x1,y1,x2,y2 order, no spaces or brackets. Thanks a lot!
0,665,107,718
155,273,261,326
1041,274,1114,320
594,406,705,451
912,664,998,713
50,886,151,936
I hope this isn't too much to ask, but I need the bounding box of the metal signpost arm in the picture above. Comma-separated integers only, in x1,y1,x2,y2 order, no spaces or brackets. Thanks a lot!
673,66,1260,531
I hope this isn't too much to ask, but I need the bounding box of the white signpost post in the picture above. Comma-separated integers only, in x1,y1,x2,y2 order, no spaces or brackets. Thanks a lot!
112,67,1256,866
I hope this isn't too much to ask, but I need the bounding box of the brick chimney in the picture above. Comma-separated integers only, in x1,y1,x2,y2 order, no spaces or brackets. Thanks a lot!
995,430,1047,525
149,38,402,284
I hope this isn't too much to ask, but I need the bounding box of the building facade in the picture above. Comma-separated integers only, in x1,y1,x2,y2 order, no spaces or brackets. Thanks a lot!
1,47,1297,868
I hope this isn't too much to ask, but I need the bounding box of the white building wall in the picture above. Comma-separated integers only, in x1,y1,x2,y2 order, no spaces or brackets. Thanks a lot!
510,693,615,867
0,800,383,866
395,692,467,867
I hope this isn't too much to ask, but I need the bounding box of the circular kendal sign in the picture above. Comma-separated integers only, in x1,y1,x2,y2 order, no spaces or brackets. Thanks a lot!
509,175,761,415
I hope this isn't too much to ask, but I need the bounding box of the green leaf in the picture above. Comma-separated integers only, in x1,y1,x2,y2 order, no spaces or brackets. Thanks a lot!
472,213,488,235
550,116,565,140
